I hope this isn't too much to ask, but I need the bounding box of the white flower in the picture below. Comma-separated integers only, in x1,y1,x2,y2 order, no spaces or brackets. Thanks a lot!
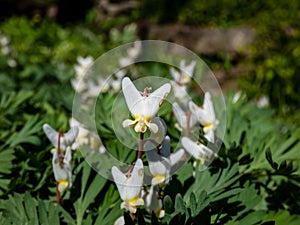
145,136,185,186
189,92,219,135
1,45,10,55
71,78,87,93
0,36,9,46
170,60,196,85
170,81,188,102
111,79,121,92
7,58,17,68
112,159,144,213
122,77,171,133
43,124,79,151
143,185,165,218
52,146,72,192
114,216,125,225
181,137,214,164
115,69,127,79
86,77,110,97
256,95,269,108
74,56,94,78
127,41,142,59
172,102,197,131
119,57,133,68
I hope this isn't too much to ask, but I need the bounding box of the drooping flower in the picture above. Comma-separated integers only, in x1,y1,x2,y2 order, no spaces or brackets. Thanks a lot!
52,146,72,192
181,137,214,164
170,60,196,85
189,92,219,141
170,81,189,102
112,159,144,213
74,56,94,78
143,185,165,218
69,118,104,152
122,77,171,133
172,102,197,132
145,136,185,186
43,124,79,151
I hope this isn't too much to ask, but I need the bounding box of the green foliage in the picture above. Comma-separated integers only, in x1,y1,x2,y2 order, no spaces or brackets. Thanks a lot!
0,192,61,224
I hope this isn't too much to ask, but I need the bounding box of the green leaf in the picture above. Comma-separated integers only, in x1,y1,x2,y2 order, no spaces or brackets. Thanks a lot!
189,192,197,217
174,194,186,214
163,195,174,213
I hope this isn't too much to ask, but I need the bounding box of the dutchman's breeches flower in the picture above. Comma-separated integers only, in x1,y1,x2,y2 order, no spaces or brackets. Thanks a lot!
189,92,219,142
52,147,72,192
146,136,185,186
122,77,171,133
112,159,144,213
181,137,214,164
143,185,165,218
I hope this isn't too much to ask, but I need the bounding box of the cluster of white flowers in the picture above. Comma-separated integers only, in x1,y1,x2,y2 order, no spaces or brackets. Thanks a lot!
113,74,219,223
71,42,142,101
44,55,220,220
170,60,196,103
0,30,17,68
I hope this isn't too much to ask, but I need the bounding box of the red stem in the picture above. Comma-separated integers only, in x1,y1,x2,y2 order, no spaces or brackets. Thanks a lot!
56,181,61,205
185,111,191,137
137,132,144,159
58,129,64,168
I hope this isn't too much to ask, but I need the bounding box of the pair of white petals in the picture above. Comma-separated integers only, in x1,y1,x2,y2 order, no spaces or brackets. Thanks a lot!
122,77,171,133
143,185,165,218
181,137,214,163
189,92,219,135
43,124,79,192
52,147,72,192
111,159,144,213
43,124,79,151
170,60,196,85
145,136,185,186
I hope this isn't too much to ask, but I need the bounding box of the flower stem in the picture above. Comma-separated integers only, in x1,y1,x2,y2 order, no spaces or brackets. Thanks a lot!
137,132,144,159
56,181,61,205
58,129,64,168
185,111,191,137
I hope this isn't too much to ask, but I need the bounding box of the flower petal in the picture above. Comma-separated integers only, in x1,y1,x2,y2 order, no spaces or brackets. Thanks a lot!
129,159,144,187
181,137,213,160
43,124,59,149
64,126,79,146
170,148,185,166
147,122,158,133
111,166,127,200
122,119,137,128
172,102,187,129
144,83,171,118
122,77,143,116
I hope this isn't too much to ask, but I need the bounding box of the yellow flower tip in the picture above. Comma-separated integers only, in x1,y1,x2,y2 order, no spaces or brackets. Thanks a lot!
128,197,144,206
51,148,57,154
200,158,206,165
203,122,213,129
121,197,144,213
152,174,166,186
182,76,191,84
58,180,69,192
157,209,165,218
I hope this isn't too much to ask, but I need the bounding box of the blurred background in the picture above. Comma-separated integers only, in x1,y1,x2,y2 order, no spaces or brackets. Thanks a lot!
0,0,299,118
